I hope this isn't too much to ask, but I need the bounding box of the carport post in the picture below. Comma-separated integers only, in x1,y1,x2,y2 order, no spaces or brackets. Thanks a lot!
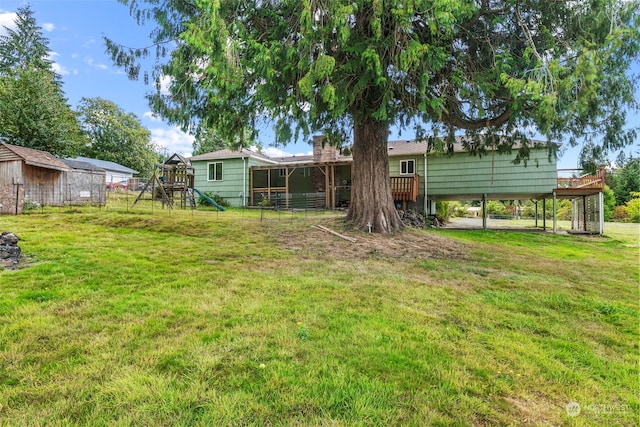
553,191,557,233
482,194,487,229
599,192,604,235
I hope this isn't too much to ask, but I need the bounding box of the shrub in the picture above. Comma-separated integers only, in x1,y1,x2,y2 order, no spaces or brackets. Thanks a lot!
625,194,640,223
22,201,41,212
556,200,573,221
604,186,616,221
448,201,467,218
435,201,450,223
612,206,629,222
520,200,553,219
485,200,508,216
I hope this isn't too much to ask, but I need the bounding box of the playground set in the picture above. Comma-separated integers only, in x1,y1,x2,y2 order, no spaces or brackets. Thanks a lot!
133,154,225,211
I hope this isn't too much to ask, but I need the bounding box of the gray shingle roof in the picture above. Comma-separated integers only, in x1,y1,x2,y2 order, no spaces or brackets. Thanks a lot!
70,157,139,174
1,143,69,171
387,136,550,157
190,137,552,164
190,148,277,163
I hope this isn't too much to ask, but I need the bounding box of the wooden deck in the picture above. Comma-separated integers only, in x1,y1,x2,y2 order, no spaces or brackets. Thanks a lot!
391,174,420,209
555,168,605,197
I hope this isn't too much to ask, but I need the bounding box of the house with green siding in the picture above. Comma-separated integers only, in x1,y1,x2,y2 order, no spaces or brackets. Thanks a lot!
190,137,353,208
385,138,558,213
190,148,278,207
191,136,558,211
188,136,604,232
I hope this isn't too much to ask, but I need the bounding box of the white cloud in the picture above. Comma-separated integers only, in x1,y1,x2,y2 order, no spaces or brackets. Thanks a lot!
261,146,292,157
0,11,17,35
48,52,70,76
150,127,195,158
158,75,173,95
294,150,314,156
84,57,108,70
51,62,70,76
143,111,162,122
260,146,313,158
42,22,55,32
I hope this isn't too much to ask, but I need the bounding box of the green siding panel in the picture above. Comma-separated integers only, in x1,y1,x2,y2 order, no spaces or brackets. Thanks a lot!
192,157,271,207
426,150,556,197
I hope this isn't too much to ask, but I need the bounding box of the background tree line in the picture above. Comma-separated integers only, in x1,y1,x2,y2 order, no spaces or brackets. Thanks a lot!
0,6,159,177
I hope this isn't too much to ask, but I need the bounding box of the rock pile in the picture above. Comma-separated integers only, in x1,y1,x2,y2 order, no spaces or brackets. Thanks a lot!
0,232,21,269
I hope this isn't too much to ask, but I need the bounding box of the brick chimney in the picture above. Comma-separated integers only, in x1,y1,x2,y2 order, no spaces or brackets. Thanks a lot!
313,135,338,162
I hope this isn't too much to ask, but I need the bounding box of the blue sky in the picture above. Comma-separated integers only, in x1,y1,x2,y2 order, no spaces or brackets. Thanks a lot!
1,0,638,168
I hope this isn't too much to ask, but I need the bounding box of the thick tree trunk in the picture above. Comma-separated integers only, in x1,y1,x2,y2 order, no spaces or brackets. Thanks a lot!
346,118,403,233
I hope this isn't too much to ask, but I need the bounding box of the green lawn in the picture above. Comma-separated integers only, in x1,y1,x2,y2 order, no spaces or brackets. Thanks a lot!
0,203,638,426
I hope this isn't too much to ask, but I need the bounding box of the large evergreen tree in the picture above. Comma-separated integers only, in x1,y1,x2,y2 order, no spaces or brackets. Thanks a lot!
0,5,54,75
0,69,84,157
0,5,84,156
77,97,159,177
107,0,639,232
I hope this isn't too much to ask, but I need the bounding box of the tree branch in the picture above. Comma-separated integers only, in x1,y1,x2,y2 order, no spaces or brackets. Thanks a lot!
441,103,512,130
461,0,511,33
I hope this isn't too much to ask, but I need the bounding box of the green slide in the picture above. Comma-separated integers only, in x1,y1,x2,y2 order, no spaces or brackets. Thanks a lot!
193,188,226,211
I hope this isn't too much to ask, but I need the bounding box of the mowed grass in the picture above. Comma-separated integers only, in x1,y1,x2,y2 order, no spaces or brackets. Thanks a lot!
0,202,638,426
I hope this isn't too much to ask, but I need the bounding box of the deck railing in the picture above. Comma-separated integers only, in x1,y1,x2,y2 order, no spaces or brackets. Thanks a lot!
250,174,420,208
557,168,605,191
390,174,420,202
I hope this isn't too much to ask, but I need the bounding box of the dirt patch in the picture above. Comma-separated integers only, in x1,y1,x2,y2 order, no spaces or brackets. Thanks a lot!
502,396,560,426
265,217,469,261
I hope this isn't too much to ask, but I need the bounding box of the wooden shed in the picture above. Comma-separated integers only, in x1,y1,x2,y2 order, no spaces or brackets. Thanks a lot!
61,159,107,206
0,143,68,213
0,143,106,214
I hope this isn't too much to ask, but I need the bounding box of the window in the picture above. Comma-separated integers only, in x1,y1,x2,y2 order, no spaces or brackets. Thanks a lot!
208,162,223,181
278,168,286,177
400,159,415,175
